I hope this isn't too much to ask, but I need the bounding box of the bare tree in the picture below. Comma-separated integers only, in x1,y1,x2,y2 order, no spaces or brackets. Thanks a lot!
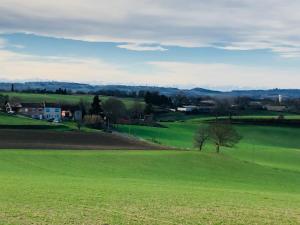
129,100,145,119
76,120,83,131
102,97,127,124
78,98,90,117
194,126,209,151
83,115,104,129
208,122,241,153
213,99,231,120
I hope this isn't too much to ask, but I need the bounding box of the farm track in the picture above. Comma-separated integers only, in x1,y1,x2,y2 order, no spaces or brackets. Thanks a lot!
0,129,166,150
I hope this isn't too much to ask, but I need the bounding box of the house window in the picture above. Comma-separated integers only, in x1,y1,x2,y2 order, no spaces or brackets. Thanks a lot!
55,108,60,112
46,108,50,113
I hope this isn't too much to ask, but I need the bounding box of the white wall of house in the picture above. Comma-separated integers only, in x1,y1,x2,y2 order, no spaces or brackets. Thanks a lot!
264,105,287,112
44,107,62,120
19,107,44,119
177,106,198,112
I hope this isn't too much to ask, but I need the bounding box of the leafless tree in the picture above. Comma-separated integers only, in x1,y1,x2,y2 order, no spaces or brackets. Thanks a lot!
83,115,104,128
194,126,210,151
208,122,241,153
129,100,145,119
102,97,127,123
213,99,231,119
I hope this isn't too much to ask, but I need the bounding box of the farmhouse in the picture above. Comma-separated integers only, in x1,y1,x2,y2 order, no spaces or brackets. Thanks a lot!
5,102,22,114
177,105,198,112
249,101,263,109
61,105,83,121
264,105,287,112
177,101,216,113
6,102,63,121
44,103,61,121
198,100,216,112
18,103,44,119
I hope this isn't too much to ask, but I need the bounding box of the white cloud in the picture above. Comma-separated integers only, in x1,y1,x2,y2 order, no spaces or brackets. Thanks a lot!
117,43,167,51
0,49,300,89
0,50,130,84
1,1,300,56
0,38,7,48
147,61,300,90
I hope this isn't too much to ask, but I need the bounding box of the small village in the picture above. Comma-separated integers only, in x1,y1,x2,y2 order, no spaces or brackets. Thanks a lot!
2,91,290,129
5,102,82,122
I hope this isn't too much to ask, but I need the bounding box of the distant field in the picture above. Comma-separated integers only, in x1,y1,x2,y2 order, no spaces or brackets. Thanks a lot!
156,110,298,122
1,92,143,106
118,118,300,148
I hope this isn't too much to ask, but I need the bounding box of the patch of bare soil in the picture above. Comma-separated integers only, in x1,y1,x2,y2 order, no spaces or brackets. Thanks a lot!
0,129,166,150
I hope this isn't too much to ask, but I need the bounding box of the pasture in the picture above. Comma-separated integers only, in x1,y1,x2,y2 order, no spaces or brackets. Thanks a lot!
0,113,299,224
0,149,299,225
1,92,142,107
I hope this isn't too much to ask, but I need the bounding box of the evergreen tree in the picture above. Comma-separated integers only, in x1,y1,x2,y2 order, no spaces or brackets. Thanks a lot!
90,95,104,116
144,103,154,115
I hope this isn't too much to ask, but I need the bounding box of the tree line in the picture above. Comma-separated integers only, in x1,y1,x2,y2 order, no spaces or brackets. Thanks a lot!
80,95,145,130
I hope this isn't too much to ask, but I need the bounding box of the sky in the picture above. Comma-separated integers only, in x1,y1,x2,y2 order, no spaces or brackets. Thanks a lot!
1,0,300,90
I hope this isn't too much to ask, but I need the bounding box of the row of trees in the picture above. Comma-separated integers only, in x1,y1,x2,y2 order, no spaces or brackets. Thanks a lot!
194,122,241,153
82,95,145,129
144,92,173,107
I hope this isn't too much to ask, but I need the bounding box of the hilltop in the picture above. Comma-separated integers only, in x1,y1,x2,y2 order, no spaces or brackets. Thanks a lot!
2,82,300,98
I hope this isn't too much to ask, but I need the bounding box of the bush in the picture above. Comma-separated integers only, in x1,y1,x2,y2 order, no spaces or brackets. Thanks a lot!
83,115,104,128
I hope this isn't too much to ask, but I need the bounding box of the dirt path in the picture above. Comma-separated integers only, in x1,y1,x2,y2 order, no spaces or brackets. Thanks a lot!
0,129,166,150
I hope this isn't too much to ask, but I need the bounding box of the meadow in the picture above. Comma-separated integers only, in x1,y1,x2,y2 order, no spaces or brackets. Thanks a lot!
1,92,142,106
0,112,50,126
0,149,299,225
0,115,299,224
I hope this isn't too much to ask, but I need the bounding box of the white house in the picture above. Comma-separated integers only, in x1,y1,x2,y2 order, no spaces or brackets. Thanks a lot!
264,105,287,112
177,105,198,112
44,103,61,121
16,103,44,119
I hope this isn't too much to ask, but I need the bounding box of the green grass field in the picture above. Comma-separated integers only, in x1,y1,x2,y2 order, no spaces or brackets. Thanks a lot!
0,149,299,225
0,113,299,224
0,112,100,132
0,113,49,126
1,92,142,107
117,119,300,170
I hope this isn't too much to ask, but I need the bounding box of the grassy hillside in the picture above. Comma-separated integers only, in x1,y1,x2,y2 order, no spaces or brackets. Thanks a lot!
118,119,300,149
1,92,142,106
117,119,300,172
0,112,50,126
0,110,299,224
0,150,299,225
0,112,101,132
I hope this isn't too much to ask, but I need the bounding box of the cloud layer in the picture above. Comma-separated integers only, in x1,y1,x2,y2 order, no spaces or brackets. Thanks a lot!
1,49,299,89
1,0,300,56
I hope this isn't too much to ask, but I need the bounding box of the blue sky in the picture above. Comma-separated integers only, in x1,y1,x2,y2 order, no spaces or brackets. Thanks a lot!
1,1,300,90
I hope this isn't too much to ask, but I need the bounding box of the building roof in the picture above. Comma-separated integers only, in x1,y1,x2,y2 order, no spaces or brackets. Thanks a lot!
20,103,44,108
44,103,61,108
61,104,81,111
199,100,216,106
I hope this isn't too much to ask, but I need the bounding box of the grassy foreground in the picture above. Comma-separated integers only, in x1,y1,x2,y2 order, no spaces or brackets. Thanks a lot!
1,114,299,224
0,149,299,225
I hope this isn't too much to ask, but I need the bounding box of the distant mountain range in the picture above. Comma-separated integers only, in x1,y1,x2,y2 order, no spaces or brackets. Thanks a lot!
1,82,300,99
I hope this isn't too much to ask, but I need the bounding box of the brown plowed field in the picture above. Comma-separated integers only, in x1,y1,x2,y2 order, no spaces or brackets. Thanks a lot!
0,129,166,150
